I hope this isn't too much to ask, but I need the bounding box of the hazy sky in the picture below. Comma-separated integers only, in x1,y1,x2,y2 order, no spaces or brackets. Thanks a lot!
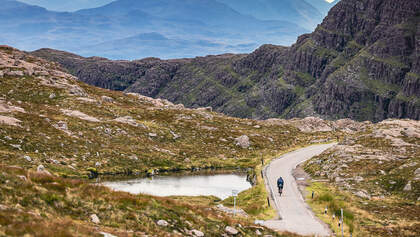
18,0,336,12
18,0,115,11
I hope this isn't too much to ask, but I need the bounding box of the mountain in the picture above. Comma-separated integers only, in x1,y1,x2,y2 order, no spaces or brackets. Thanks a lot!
0,0,308,59
17,0,114,12
34,0,420,122
216,0,324,30
307,0,339,15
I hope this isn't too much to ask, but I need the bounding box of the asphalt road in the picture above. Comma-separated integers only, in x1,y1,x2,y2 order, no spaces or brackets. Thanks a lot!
263,143,336,236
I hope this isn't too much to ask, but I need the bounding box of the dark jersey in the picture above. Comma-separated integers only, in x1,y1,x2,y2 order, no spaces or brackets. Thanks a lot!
277,177,284,188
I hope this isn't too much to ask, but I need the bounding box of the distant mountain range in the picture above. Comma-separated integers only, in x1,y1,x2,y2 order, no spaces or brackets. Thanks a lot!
0,0,338,59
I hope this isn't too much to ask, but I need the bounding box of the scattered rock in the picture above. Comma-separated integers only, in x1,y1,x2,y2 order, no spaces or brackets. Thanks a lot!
255,230,262,235
49,93,56,99
76,97,97,103
23,155,32,162
225,226,238,235
0,115,22,126
157,220,169,227
99,232,117,237
101,96,114,103
403,181,412,191
170,131,180,139
200,125,217,131
354,190,371,199
90,214,100,224
113,116,143,127
95,162,102,167
191,229,204,237
148,133,157,137
0,100,25,113
61,109,100,122
216,204,248,217
37,165,45,172
234,135,250,149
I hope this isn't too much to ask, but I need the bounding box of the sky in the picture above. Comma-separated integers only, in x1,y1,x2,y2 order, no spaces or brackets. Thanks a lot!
18,0,115,11
18,0,335,12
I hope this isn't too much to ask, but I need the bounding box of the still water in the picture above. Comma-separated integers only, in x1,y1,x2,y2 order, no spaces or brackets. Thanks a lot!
103,173,252,199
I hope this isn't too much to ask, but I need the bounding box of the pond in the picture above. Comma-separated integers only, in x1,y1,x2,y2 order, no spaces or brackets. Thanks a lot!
103,173,252,199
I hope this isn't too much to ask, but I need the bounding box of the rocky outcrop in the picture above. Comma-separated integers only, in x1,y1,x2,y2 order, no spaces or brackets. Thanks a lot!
32,0,420,122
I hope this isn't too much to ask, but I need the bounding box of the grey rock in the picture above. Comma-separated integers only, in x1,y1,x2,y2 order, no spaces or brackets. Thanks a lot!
157,219,169,227
354,190,371,199
403,181,412,191
234,135,250,149
90,214,100,224
101,96,114,103
99,232,116,237
23,155,31,162
225,226,239,235
191,229,204,237
37,165,45,172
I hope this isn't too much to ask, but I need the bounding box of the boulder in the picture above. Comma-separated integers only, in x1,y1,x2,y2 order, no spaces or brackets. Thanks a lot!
157,219,169,227
101,96,114,103
354,190,371,199
403,181,412,191
234,135,250,149
37,165,45,172
99,232,117,237
225,226,238,235
191,229,204,237
90,214,100,224
23,155,32,162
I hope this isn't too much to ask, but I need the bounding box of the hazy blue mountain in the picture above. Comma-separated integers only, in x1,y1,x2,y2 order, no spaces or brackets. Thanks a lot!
306,0,339,15
0,0,311,59
17,0,114,12
216,0,323,30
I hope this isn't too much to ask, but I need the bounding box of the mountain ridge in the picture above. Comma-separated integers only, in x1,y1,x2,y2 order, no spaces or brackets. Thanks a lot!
33,0,420,122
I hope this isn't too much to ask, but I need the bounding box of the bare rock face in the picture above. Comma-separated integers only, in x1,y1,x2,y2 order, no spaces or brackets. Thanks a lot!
32,0,420,122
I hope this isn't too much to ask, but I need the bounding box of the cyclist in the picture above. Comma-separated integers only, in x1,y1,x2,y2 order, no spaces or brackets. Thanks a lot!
277,177,284,196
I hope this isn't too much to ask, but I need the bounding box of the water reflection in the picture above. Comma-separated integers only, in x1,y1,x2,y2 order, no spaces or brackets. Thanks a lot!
103,173,251,199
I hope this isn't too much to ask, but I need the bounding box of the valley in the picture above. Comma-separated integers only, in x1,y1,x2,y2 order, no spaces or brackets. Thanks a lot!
0,0,419,236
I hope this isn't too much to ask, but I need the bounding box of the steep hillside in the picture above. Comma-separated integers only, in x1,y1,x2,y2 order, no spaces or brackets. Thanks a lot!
33,0,420,122
305,119,419,236
0,45,346,236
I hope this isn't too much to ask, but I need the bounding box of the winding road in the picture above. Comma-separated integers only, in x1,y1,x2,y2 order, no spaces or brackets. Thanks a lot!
263,143,336,236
